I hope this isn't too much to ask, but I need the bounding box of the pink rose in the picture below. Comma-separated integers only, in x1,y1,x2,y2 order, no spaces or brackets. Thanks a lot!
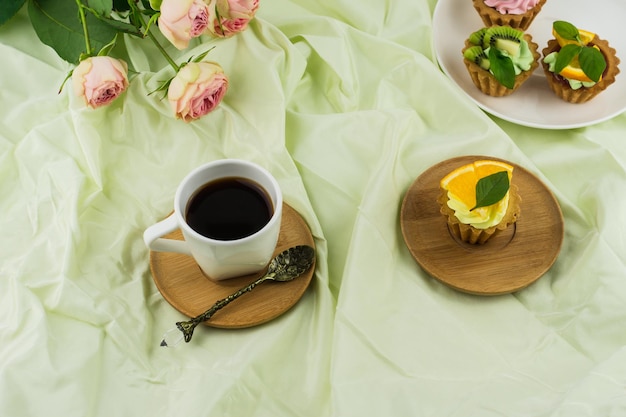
71,56,129,109
208,0,259,37
158,0,210,50
168,62,228,122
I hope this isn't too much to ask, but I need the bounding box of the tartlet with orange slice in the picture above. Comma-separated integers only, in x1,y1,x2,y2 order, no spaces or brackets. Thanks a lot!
438,160,521,245
541,21,620,103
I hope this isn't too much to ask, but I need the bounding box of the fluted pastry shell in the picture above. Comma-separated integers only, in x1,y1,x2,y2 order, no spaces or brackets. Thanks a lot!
472,0,547,31
438,184,521,245
462,31,540,97
541,36,620,104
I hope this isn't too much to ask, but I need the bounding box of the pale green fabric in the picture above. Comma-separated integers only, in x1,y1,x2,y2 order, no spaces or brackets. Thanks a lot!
2,1,626,416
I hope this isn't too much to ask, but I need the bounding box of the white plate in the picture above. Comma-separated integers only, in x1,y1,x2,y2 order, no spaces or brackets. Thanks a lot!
432,0,626,129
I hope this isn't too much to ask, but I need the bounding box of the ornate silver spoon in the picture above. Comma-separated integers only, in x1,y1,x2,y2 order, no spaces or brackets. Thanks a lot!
160,245,316,347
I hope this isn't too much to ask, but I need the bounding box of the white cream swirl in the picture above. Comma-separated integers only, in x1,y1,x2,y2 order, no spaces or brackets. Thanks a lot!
447,191,510,229
484,0,539,14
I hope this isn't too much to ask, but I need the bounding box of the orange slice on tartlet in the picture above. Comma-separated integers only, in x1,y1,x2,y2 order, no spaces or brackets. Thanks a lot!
559,62,596,82
440,160,514,209
552,27,602,83
558,45,603,82
553,27,595,47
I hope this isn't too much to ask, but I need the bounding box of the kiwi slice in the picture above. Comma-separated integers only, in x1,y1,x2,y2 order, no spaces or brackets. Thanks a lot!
482,26,524,57
464,46,491,70
468,28,488,46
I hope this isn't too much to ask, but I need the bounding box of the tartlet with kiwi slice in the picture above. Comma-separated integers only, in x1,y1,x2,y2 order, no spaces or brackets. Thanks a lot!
462,25,540,97
541,20,620,104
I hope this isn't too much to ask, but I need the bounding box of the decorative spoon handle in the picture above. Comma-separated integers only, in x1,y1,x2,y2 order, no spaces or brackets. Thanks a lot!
181,274,273,338
159,245,316,347
161,273,273,347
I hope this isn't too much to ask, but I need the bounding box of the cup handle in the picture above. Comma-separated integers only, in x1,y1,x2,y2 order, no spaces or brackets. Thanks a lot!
143,213,192,256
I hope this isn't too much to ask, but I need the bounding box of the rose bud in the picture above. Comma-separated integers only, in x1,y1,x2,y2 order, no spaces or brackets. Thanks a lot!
71,56,129,109
168,61,229,122
158,0,210,50
208,0,259,38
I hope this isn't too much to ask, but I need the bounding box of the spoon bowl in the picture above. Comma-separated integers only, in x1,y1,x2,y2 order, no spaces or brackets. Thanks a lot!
266,245,316,281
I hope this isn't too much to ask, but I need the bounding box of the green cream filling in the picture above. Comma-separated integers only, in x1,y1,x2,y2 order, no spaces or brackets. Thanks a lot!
485,39,534,76
544,52,597,90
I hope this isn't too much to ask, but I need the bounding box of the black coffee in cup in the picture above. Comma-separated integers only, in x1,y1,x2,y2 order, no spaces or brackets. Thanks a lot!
185,177,274,241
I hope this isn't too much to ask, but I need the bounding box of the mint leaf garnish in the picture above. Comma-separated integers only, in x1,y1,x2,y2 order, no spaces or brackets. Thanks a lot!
471,171,510,211
554,44,582,74
489,48,515,89
554,21,579,42
579,46,606,82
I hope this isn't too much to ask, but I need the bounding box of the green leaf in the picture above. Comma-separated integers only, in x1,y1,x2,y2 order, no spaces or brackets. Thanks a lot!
192,47,216,63
81,0,143,38
553,20,579,41
58,69,73,93
28,0,118,64
554,44,582,74
471,171,510,210
96,33,118,56
87,0,112,16
579,46,606,83
489,47,515,89
89,12,143,37
0,0,26,26
147,0,161,10
144,12,159,33
148,76,174,100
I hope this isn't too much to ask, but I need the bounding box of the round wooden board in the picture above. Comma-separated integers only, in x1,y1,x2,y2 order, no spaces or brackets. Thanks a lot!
150,203,315,328
400,156,564,295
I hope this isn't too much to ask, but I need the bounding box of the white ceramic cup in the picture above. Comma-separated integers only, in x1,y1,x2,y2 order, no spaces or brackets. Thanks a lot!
143,159,283,280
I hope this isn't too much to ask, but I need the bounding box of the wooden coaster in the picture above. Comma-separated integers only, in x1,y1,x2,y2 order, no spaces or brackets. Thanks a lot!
150,203,315,328
400,156,564,295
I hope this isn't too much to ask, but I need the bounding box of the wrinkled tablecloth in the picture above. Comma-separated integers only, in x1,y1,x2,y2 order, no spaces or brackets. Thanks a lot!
2,1,626,416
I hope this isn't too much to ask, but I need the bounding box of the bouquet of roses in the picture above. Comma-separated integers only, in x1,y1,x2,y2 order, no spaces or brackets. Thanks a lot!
0,0,259,121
